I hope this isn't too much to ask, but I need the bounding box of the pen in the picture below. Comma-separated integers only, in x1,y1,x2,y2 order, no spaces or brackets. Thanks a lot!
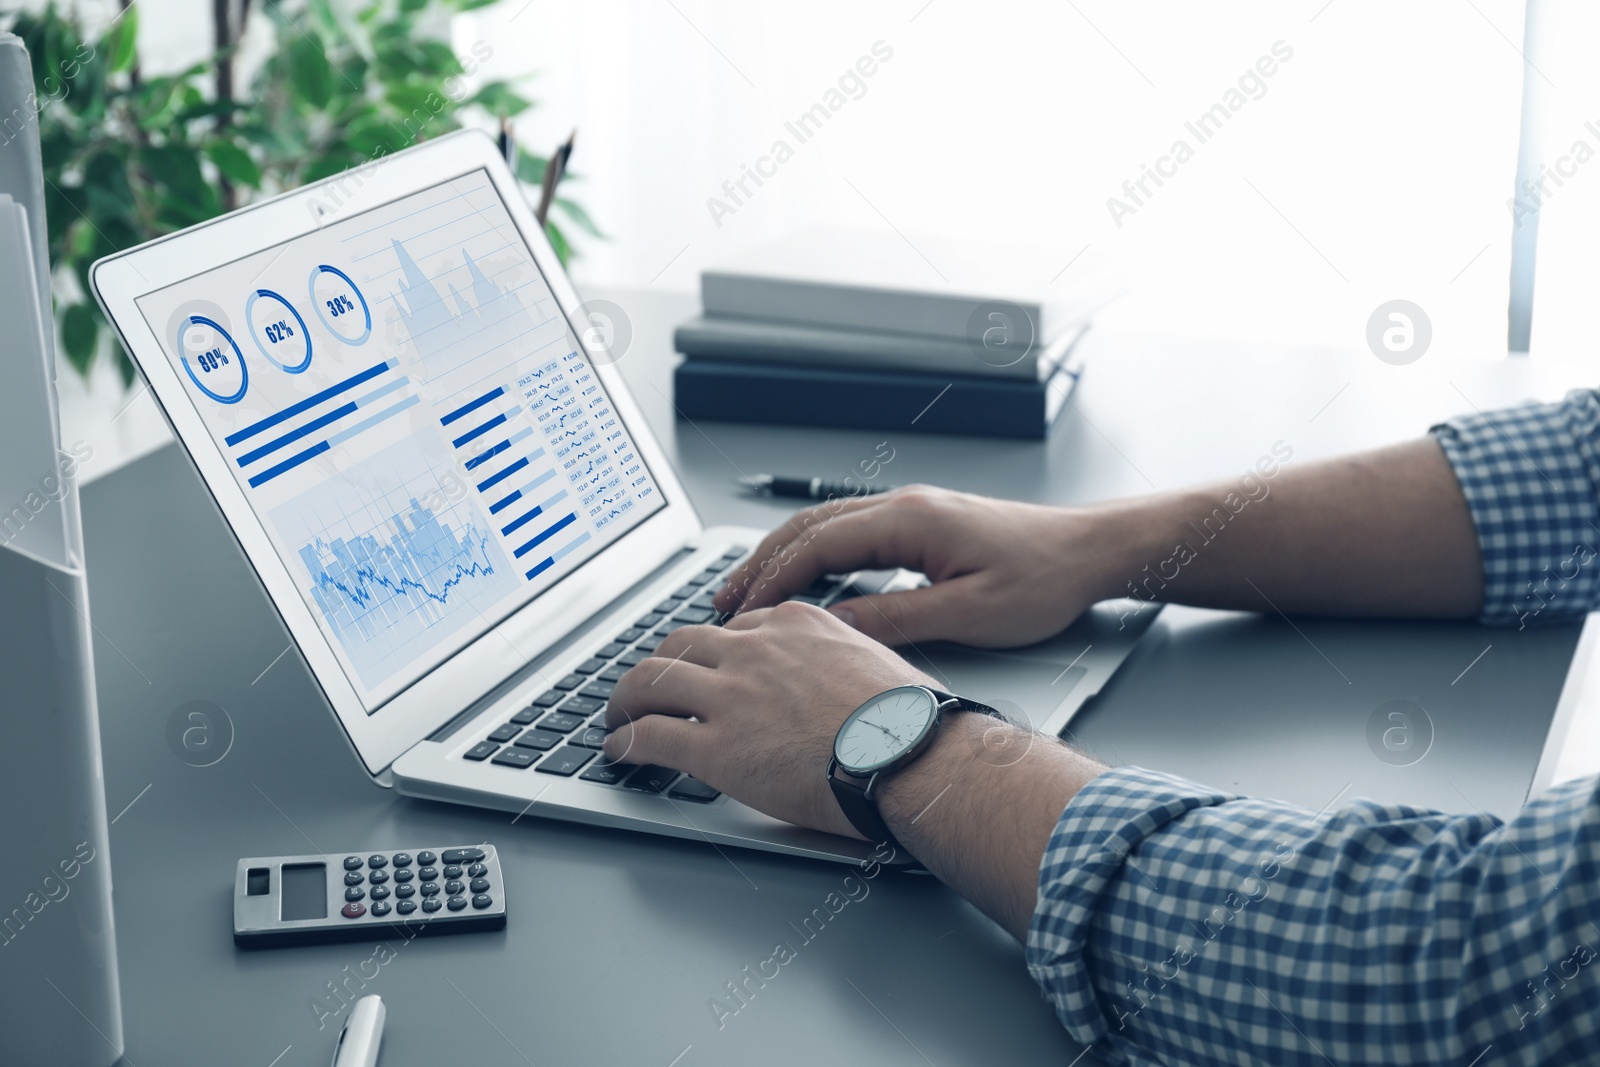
737,474,896,501
331,995,385,1067
536,128,575,225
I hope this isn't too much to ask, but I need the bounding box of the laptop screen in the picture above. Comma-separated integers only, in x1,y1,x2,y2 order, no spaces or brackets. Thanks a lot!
133,169,665,710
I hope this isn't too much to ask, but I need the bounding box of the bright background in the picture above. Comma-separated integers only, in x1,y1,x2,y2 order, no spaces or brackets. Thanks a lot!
41,0,1600,468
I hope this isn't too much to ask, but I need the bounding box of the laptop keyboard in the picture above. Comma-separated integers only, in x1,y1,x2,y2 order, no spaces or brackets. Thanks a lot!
459,547,859,803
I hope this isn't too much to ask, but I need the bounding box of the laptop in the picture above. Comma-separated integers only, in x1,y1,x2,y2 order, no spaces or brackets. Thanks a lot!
92,130,1160,865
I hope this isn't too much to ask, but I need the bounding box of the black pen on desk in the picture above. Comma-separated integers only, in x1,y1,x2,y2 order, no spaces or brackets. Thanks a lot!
737,474,897,501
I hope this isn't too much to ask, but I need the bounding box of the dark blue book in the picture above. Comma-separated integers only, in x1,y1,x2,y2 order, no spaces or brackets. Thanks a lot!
671,350,1083,440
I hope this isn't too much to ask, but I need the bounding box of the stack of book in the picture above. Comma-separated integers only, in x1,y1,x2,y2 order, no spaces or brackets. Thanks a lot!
672,230,1120,439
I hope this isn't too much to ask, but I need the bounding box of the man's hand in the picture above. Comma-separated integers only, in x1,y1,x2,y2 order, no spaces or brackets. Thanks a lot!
602,601,936,838
602,599,1108,939
712,486,1129,648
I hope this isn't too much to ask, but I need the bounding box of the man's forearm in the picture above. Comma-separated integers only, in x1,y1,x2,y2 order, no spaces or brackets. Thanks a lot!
873,715,1107,940
1087,436,1484,618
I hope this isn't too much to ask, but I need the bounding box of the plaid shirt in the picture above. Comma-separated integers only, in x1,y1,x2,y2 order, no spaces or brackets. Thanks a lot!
1026,393,1600,1066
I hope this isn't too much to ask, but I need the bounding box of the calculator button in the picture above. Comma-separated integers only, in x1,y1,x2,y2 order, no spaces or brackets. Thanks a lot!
343,856,363,871
469,877,491,894
579,759,630,785
393,868,414,883
445,880,464,895
395,885,416,899
440,848,486,864
370,885,391,900
513,729,561,751
598,665,628,684
535,746,594,777
418,867,438,881
615,627,645,642
416,851,437,865
573,657,606,675
624,764,679,794
508,707,540,725
421,898,442,913
396,900,417,915
491,748,536,769
447,895,468,911
341,902,366,919
463,742,500,762
668,776,722,802
467,863,487,878
366,854,387,869
694,569,722,585
653,599,679,614
634,613,662,628
392,853,412,867
553,673,585,690
579,681,615,701
472,894,494,910
537,711,585,733
532,689,564,708
420,882,440,897
487,724,521,744
618,650,650,666
371,901,392,917
344,871,364,887
368,870,389,884
635,635,664,652
597,642,627,658
345,887,365,902
721,548,747,560
443,864,463,878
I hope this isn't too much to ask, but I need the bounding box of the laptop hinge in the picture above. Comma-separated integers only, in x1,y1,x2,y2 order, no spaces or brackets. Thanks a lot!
424,545,700,743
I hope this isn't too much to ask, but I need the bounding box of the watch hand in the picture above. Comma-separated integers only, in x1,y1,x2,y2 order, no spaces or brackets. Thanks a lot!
861,718,907,746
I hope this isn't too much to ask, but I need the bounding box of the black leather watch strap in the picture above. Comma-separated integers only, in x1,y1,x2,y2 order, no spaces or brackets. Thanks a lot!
827,760,901,853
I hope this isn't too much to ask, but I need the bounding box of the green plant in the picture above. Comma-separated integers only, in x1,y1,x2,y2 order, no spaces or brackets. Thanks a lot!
4,0,598,386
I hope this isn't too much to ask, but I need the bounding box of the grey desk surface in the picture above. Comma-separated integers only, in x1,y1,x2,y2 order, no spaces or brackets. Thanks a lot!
82,291,1591,1067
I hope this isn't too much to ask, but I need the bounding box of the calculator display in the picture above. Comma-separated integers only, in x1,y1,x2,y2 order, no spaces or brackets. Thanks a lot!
279,863,328,921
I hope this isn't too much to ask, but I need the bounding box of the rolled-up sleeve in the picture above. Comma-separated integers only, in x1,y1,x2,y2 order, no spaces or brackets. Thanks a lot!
1432,389,1600,626
1026,766,1600,1067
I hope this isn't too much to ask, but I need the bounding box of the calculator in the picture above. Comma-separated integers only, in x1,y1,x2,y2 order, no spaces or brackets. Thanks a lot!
233,845,507,947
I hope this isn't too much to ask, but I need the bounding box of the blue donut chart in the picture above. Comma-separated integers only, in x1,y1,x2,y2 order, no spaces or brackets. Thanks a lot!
179,315,248,404
245,289,313,373
310,264,372,346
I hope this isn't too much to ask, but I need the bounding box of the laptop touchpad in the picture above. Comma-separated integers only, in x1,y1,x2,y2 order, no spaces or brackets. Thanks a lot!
895,642,1086,731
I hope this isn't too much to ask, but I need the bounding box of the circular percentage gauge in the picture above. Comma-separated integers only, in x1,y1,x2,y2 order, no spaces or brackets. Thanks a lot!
177,314,248,404
309,264,372,345
245,288,313,373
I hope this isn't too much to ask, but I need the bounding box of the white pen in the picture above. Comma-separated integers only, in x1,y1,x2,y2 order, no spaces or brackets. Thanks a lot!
331,995,385,1067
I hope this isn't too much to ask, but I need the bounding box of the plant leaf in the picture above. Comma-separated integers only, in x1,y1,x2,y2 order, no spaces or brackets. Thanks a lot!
206,140,263,188
289,34,335,109
555,197,602,237
104,5,139,74
61,302,100,377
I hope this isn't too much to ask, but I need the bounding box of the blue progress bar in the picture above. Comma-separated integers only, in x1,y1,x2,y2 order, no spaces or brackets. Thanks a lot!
488,490,520,515
464,440,509,471
353,375,410,409
500,505,543,537
508,467,554,500
235,401,355,467
247,441,328,488
225,360,392,446
524,556,555,580
452,412,505,449
550,530,591,564
440,385,504,426
513,512,576,559
476,456,527,492
536,488,569,511
325,394,420,448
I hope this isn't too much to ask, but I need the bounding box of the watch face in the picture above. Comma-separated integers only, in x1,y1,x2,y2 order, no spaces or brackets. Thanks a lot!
835,686,939,774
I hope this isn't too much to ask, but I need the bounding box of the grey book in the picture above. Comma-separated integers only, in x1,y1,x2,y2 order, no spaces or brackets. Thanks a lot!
674,314,1089,381
701,228,1123,344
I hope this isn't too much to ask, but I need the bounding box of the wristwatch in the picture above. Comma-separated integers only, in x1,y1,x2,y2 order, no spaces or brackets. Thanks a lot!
826,685,1002,855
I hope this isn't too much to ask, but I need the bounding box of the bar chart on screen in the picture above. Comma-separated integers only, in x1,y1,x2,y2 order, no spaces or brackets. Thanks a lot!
268,430,519,688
